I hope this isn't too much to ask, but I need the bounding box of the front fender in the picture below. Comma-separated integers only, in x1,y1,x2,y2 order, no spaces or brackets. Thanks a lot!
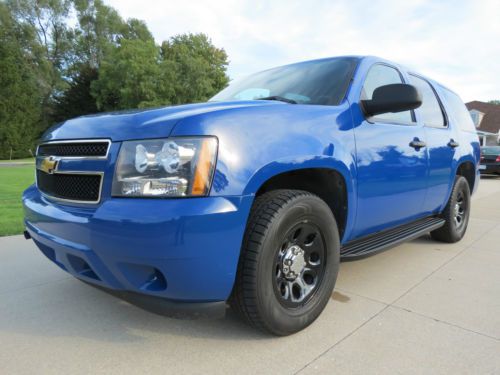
242,155,355,196
242,155,358,242
170,101,356,195
170,102,357,239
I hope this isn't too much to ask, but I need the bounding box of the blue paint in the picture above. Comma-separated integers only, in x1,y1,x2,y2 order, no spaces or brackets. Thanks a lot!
23,56,480,305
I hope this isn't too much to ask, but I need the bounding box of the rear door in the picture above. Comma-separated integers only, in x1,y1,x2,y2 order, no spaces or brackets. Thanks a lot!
408,74,457,214
352,64,428,238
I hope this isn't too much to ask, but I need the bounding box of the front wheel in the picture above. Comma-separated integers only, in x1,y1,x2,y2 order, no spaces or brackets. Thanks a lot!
431,176,471,243
230,190,340,336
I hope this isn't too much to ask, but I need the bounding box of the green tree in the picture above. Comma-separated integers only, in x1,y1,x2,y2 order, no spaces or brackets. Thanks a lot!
7,0,74,123
488,100,500,105
1,0,230,156
52,65,98,122
122,18,154,43
92,33,229,111
70,1,158,111
161,33,229,104
0,2,42,158
72,0,124,69
72,0,153,68
92,39,173,110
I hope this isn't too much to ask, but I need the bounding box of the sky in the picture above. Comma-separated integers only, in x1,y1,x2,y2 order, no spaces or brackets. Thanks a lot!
106,0,500,102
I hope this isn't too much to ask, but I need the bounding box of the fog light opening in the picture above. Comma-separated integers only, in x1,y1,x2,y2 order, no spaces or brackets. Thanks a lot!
140,268,167,292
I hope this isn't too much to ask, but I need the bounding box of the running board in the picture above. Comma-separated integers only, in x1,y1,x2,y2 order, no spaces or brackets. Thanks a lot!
340,217,445,261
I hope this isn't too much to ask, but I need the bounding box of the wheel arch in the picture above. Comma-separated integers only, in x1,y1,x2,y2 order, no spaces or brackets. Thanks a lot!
439,158,477,213
244,159,356,242
455,159,477,193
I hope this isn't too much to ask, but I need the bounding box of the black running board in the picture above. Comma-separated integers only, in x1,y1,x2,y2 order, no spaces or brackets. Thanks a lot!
340,217,445,261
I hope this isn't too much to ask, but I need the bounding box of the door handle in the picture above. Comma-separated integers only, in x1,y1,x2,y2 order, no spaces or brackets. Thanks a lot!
448,139,460,148
409,138,426,150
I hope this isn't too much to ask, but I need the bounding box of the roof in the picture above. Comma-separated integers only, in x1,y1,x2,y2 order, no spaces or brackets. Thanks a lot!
466,101,500,134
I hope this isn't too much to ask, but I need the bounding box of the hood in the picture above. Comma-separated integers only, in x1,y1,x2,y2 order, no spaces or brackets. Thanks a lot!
41,101,282,142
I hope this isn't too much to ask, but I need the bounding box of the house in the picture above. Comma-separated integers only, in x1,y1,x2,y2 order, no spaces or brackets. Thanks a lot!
466,101,500,146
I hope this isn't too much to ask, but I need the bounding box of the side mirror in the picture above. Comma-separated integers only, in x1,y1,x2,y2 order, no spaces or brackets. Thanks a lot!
361,83,422,117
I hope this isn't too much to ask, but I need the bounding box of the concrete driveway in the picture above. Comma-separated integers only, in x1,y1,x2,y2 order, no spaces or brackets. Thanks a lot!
1,178,499,374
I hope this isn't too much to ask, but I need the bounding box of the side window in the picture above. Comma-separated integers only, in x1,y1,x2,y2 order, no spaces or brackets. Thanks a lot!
440,89,476,133
409,75,446,128
361,64,413,124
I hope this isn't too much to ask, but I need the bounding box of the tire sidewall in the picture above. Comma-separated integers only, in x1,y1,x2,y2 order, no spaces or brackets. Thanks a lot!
449,177,471,241
254,195,340,335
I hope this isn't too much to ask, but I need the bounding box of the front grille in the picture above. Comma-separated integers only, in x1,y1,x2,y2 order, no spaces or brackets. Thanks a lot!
36,170,102,202
38,141,109,157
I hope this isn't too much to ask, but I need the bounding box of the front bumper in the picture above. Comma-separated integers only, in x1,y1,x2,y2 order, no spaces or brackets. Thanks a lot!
23,185,253,315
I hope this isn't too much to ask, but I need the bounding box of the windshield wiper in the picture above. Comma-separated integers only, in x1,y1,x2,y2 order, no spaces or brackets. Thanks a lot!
257,96,297,104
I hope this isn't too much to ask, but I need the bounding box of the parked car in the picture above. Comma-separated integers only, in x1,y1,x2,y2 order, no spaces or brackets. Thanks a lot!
23,56,480,335
480,146,500,175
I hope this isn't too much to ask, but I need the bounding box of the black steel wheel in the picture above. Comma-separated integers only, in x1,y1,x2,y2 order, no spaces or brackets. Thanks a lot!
431,175,471,243
273,222,327,308
231,190,340,336
453,189,468,231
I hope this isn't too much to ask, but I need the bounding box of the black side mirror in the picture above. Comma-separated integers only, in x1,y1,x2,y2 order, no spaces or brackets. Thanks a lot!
361,83,422,117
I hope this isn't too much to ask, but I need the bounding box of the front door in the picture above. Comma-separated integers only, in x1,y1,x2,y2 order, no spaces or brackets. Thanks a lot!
352,64,428,239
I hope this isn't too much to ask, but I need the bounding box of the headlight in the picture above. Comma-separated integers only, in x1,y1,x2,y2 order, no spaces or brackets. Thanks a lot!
112,137,218,197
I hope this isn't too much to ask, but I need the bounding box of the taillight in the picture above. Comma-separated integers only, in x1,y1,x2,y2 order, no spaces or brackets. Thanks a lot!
496,155,500,162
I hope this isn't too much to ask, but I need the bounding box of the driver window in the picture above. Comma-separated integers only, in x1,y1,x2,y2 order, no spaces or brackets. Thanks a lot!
361,64,414,124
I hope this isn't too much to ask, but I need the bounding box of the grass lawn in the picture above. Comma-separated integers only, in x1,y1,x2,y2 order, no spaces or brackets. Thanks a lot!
0,166,34,236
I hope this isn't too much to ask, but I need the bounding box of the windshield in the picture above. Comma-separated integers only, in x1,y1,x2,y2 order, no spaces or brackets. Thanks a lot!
482,146,500,154
210,57,359,106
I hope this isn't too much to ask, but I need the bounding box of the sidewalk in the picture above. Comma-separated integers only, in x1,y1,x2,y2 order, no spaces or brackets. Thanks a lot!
0,160,35,167
0,178,499,374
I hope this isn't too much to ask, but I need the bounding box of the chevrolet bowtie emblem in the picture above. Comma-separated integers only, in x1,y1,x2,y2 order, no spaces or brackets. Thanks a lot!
38,156,59,174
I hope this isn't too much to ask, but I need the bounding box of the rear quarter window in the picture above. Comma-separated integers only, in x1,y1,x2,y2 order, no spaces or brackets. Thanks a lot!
440,89,476,133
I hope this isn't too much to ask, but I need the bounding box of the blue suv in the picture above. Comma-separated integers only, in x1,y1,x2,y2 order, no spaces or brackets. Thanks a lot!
23,56,480,335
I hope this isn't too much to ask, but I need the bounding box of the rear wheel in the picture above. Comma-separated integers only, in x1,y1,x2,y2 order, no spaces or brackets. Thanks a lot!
231,190,340,336
431,176,471,243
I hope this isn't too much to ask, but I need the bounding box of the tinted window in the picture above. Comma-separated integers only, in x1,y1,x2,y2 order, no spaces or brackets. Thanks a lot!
361,64,413,124
440,89,476,133
210,57,359,106
409,75,445,128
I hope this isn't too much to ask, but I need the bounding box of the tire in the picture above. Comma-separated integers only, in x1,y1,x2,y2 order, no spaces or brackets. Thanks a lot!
431,176,471,243
230,189,340,336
